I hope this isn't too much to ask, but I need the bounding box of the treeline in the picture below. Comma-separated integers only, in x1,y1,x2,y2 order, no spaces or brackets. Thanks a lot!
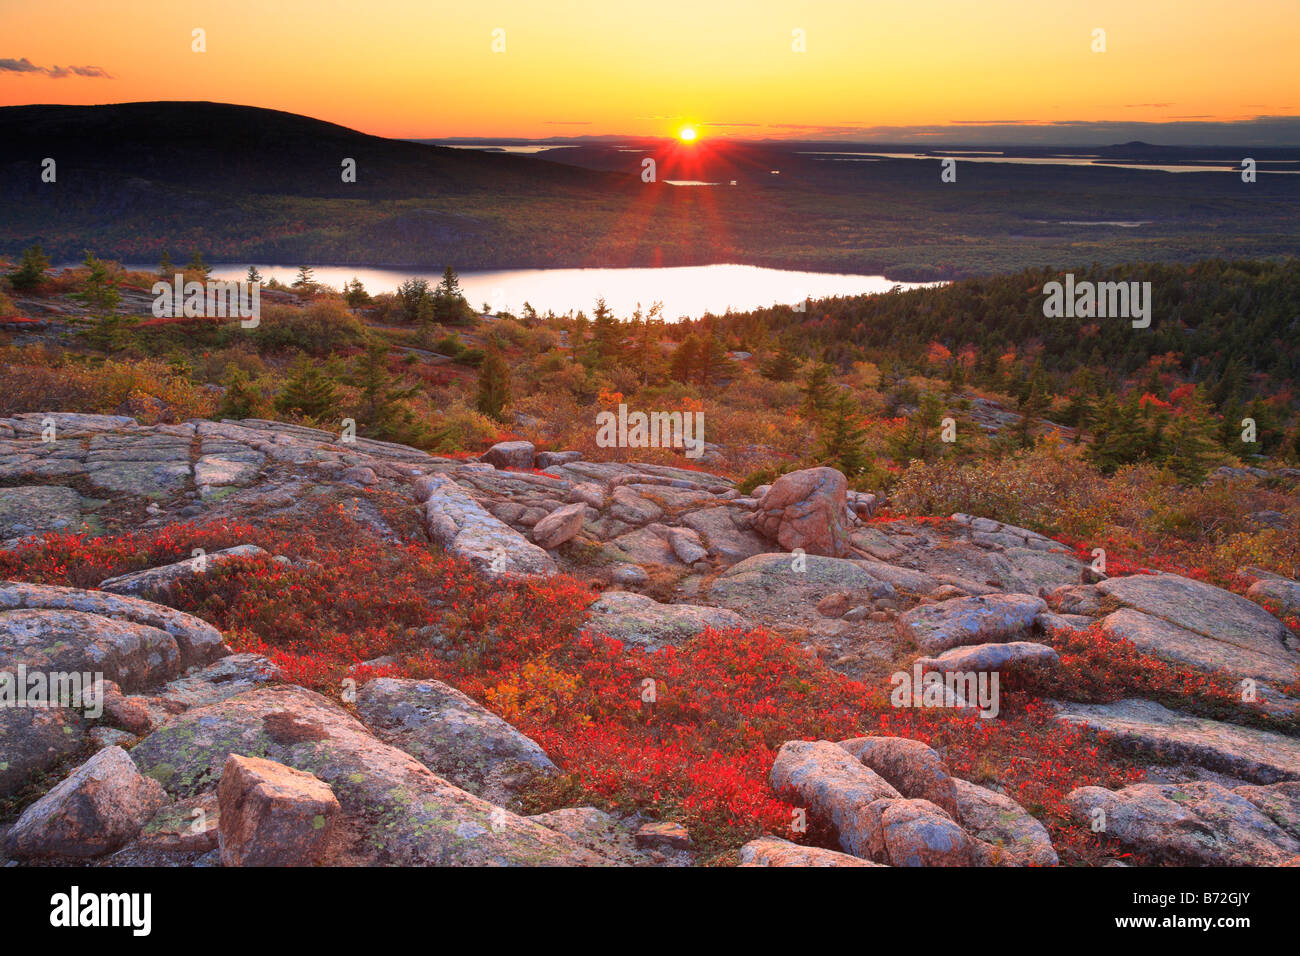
709,258,1300,407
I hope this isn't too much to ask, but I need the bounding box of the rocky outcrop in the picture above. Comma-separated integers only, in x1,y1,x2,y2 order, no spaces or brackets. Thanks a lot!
914,641,1059,675
129,684,604,865
737,836,880,866
415,473,557,578
1096,573,1298,682
98,545,273,602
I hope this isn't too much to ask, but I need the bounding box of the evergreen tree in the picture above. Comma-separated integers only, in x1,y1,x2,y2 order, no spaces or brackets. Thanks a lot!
247,265,263,284
669,334,700,384
1159,387,1219,483
216,364,265,420
74,251,129,352
158,251,174,278
344,277,370,307
799,362,835,417
293,266,315,291
8,244,50,291
187,251,211,279
588,297,622,368
476,338,512,421
350,341,425,444
274,356,339,421
433,266,473,325
816,389,870,477
760,346,799,382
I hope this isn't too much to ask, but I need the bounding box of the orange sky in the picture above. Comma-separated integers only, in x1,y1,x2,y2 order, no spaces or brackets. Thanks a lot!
2,0,1297,139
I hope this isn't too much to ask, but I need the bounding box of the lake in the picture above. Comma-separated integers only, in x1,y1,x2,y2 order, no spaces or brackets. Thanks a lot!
203,264,937,321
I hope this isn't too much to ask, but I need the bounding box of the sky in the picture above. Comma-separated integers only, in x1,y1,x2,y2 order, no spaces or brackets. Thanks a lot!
2,0,1298,143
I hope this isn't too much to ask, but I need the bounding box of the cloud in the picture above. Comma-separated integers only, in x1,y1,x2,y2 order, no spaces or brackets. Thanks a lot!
0,56,113,78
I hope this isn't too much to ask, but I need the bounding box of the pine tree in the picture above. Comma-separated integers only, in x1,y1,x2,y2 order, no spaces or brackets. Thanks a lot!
293,266,315,291
187,251,211,279
588,297,622,368
275,356,339,421
799,362,835,417
247,265,263,284
816,389,870,477
8,244,50,291
433,266,472,325
344,277,370,307
217,364,266,420
74,251,129,352
350,341,425,444
669,334,699,383
696,329,734,389
628,303,665,386
760,346,798,382
476,338,512,421
158,251,174,278
1160,387,1219,483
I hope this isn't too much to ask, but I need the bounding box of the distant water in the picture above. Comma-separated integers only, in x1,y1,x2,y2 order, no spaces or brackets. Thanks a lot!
196,263,938,321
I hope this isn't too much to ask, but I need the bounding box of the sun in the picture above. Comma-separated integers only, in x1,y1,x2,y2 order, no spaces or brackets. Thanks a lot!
678,126,698,143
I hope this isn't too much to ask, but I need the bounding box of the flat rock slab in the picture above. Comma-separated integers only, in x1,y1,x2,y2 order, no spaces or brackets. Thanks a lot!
708,553,894,624
0,485,83,541
584,591,750,649
1064,780,1300,865
894,593,1047,654
915,641,1059,675
355,677,558,805
129,684,606,865
1053,698,1300,784
1101,607,1298,683
1097,573,1295,678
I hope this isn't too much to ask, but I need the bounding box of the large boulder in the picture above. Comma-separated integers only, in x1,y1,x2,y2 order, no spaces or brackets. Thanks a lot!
878,798,974,867
952,778,1058,866
749,467,852,557
4,746,168,859
354,677,558,805
0,581,227,669
838,736,959,818
914,641,1059,675
530,502,587,550
1245,571,1300,619
481,441,536,471
894,593,1047,654
1099,607,1297,683
217,754,341,866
